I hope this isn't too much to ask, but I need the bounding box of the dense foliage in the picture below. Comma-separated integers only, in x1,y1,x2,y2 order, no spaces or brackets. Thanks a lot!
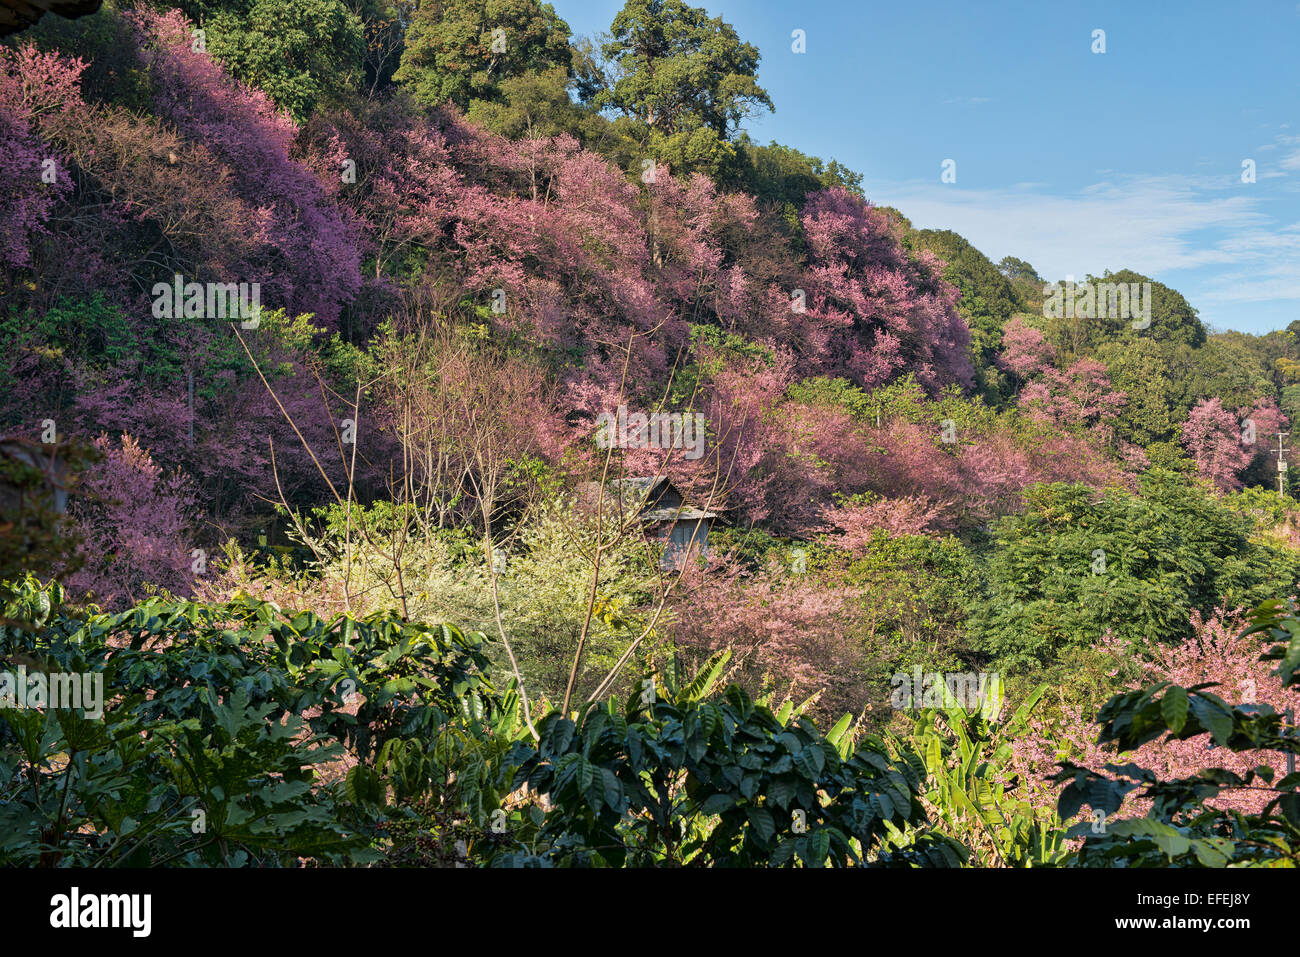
4,0,1300,868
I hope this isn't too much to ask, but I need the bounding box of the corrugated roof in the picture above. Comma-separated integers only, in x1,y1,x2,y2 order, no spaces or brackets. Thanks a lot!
640,508,719,522
609,476,672,496
580,477,727,523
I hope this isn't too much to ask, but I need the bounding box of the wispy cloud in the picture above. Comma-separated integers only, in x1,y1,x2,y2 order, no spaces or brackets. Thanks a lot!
868,134,1300,332
875,173,1263,278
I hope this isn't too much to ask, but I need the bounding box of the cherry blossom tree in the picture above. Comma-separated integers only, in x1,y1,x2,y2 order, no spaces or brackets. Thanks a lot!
997,316,1054,381
127,8,363,327
1013,609,1300,817
65,434,198,609
798,188,973,392
0,44,80,272
671,553,870,721
1183,397,1253,491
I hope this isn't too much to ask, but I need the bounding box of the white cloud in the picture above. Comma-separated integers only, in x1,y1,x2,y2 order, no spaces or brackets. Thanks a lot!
1278,149,1300,171
873,173,1264,279
868,163,1300,332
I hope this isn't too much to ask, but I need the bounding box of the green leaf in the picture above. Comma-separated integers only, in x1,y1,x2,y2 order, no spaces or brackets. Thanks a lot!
794,744,825,778
600,768,622,810
827,713,854,759
698,793,735,815
1279,793,1300,827
799,829,830,867
681,650,731,702
1191,838,1230,868
745,806,775,844
768,777,797,809
1189,694,1233,744
1161,686,1188,734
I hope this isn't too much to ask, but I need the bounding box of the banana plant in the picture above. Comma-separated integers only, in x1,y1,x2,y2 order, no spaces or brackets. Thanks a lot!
894,681,1067,867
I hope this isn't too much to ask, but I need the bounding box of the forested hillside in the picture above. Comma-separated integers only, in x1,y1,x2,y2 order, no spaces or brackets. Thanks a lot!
5,0,1300,869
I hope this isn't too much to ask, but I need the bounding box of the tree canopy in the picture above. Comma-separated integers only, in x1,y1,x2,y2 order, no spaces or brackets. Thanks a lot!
585,0,772,176
394,0,573,110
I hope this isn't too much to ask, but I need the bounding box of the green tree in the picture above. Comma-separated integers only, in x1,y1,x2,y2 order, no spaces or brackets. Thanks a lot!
841,532,981,717
969,474,1300,670
907,229,1025,402
998,256,1040,284
394,0,573,110
1282,383,1300,426
466,65,593,140
1097,338,1188,450
996,255,1044,314
176,0,365,122
724,135,863,207
1045,269,1205,355
589,0,772,177
1185,332,1276,411
350,0,418,97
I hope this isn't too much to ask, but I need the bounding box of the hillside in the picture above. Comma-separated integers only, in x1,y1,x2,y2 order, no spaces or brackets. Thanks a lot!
4,0,1300,872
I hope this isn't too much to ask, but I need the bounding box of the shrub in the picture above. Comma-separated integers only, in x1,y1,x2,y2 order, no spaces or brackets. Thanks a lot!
494,655,967,867
968,473,1300,669
0,575,505,866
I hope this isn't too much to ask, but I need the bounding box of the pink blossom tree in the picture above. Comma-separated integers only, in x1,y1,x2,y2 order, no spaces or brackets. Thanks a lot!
127,8,363,328
826,496,945,555
1183,397,1253,491
1014,358,1126,435
0,44,79,271
671,552,870,721
65,434,198,609
997,316,1054,381
1013,609,1300,818
797,188,974,393
1241,397,1287,475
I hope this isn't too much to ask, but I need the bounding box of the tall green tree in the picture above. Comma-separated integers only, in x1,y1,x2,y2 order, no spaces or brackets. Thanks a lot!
466,66,592,140
997,255,1044,314
587,0,772,177
723,135,863,207
1044,269,1206,356
175,0,365,122
394,0,572,110
1096,338,1189,455
969,475,1300,670
908,228,1025,402
1184,333,1275,411
350,0,417,97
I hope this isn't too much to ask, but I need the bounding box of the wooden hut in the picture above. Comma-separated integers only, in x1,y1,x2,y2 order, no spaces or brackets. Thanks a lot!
608,477,721,569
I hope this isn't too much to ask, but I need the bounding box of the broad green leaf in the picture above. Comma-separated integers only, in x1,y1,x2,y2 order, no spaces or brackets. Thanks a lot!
1161,686,1189,734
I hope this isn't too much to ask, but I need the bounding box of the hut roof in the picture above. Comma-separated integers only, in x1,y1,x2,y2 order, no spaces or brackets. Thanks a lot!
640,507,719,523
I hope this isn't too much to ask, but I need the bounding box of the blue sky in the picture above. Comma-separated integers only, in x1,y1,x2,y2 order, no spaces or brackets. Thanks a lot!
551,0,1300,335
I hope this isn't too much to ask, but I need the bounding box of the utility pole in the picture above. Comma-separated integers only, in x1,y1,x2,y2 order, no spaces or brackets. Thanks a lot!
1279,431,1290,496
